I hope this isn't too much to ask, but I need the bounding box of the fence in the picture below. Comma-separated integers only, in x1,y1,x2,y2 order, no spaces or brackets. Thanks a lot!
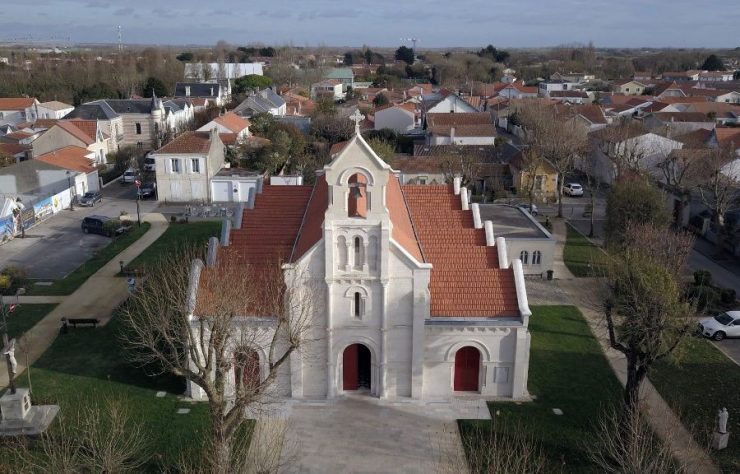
0,187,73,246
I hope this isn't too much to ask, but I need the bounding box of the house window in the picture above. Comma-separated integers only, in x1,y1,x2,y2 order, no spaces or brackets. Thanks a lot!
191,158,200,173
171,158,181,173
520,250,529,265
418,176,428,185
135,123,142,135
532,250,542,265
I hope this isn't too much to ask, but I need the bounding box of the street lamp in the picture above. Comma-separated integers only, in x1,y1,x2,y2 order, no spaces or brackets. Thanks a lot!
66,171,75,211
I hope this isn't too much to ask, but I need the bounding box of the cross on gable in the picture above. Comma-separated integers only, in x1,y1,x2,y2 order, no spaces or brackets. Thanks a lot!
349,109,365,132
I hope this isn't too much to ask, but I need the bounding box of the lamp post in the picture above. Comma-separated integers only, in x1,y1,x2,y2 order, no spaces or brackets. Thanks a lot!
66,171,75,211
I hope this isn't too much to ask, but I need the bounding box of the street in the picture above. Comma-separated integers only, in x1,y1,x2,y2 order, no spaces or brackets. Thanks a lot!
0,180,159,280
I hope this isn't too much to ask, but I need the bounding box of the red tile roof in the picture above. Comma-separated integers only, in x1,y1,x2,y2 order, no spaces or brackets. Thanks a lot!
0,143,29,156
155,131,213,154
213,112,251,134
292,176,328,261
403,185,519,317
387,175,423,261
0,97,35,110
67,119,98,142
35,146,96,173
54,120,95,145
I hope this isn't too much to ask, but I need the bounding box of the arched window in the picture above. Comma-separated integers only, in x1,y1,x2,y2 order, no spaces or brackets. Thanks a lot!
354,292,361,317
347,173,368,218
520,250,529,265
532,250,542,265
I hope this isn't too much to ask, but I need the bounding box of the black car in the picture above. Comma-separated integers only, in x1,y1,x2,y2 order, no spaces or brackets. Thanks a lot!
81,215,125,237
137,181,157,199
77,191,103,207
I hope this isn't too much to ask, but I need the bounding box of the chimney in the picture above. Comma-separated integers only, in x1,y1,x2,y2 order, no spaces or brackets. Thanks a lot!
210,87,214,97
450,126,456,143
185,86,191,97
453,176,462,195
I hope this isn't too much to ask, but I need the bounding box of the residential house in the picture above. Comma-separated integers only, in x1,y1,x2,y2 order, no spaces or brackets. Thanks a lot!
537,80,580,97
612,79,649,96
34,145,100,193
374,103,418,134
558,104,609,131
425,112,496,145
32,119,109,166
35,101,74,120
324,67,355,91
0,98,39,127
422,90,480,114
389,155,446,185
497,83,538,99
643,112,716,135
282,92,315,117
588,127,684,184
183,62,263,80
633,72,654,82
509,152,559,202
714,91,740,104
698,71,734,82
661,70,701,82
311,80,344,101
233,89,287,117
162,99,195,135
0,143,30,164
98,97,167,151
548,90,590,104
550,72,595,83
197,112,251,143
63,101,123,153
151,129,224,202
683,103,740,125
175,82,230,106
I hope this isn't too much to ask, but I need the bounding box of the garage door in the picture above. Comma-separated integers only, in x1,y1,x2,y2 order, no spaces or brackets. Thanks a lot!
212,181,231,202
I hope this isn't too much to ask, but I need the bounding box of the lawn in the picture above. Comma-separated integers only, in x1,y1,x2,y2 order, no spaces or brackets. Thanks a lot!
126,221,221,270
2,303,57,339
459,305,622,473
27,222,151,296
563,223,608,277
649,335,740,472
1,312,211,471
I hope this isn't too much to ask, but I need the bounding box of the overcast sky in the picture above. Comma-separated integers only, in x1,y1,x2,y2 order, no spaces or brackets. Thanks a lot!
2,0,738,48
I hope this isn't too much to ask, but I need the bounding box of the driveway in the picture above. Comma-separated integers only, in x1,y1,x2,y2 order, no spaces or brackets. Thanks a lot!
0,180,160,279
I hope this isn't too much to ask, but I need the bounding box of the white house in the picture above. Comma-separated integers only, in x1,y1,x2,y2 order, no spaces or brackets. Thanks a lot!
31,119,110,166
311,80,344,102
498,83,538,99
714,91,740,104
538,80,580,97
0,97,39,127
184,62,264,80
152,129,225,202
423,91,480,114
187,127,532,402
197,112,251,141
426,112,496,146
35,101,74,120
373,103,417,134
34,146,100,194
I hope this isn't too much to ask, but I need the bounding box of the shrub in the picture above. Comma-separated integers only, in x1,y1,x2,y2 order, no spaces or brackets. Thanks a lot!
693,270,712,287
0,265,27,295
687,285,719,312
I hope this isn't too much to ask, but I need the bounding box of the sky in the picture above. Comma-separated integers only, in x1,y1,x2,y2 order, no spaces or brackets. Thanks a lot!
2,0,738,48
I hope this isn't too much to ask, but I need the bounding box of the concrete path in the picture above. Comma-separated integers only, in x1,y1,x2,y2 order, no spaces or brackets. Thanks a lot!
1,295,66,304
550,219,576,280
0,214,168,390
280,396,488,474
548,221,718,474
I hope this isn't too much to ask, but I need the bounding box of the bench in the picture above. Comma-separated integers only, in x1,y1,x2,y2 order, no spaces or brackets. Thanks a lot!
61,318,100,328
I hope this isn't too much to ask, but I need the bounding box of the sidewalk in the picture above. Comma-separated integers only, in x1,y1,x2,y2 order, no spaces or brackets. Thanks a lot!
0,214,169,390
1,296,66,304
549,221,718,474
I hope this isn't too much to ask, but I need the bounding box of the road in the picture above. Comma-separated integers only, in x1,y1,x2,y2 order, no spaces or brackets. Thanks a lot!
0,180,159,280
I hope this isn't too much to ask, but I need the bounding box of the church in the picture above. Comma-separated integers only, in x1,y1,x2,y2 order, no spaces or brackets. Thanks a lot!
187,125,532,402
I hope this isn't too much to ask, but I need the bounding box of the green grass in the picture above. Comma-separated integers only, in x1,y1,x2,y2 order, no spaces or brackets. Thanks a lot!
459,305,622,473
127,221,221,270
563,223,607,277
3,313,210,471
27,223,152,296
650,336,740,472
3,304,57,339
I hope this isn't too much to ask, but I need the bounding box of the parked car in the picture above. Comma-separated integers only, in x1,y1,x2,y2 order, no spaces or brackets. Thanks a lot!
138,181,157,199
122,168,138,184
81,215,126,237
142,155,156,172
516,203,539,216
77,191,102,207
563,182,584,197
698,311,740,340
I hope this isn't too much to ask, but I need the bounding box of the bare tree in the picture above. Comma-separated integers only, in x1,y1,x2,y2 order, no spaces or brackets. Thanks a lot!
603,222,695,413
11,397,150,473
121,246,315,472
588,406,687,474
437,145,480,188
516,100,590,217
514,148,548,210
594,120,652,180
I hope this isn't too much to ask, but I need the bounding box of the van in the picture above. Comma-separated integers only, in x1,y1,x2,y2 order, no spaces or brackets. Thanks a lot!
143,156,156,172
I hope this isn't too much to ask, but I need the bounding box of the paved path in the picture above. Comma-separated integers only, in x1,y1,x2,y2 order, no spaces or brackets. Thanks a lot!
1,296,66,304
548,220,718,474
280,396,488,474
0,214,168,390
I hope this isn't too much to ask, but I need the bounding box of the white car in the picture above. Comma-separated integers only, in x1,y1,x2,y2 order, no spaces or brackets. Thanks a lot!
122,168,138,184
564,183,584,197
698,311,740,340
516,203,538,216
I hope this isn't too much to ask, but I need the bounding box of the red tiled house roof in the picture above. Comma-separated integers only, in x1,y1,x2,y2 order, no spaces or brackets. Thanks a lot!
403,185,519,317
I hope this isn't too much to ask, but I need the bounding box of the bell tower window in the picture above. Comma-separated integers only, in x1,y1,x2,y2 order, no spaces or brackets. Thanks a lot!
347,173,368,218
354,292,361,317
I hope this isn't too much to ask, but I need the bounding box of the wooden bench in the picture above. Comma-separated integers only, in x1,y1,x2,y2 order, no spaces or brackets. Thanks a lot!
62,318,100,328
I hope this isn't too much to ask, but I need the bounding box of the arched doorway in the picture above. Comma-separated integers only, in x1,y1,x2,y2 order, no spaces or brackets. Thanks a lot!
343,343,371,391
234,349,260,392
454,346,481,392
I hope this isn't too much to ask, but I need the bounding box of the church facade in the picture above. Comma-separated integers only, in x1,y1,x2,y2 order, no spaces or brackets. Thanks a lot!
188,130,532,402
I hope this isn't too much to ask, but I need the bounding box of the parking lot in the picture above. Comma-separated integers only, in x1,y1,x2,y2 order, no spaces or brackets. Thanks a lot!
0,180,159,280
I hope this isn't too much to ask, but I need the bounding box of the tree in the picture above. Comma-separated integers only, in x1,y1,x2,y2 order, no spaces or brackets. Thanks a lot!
516,100,590,217
141,76,168,97
176,52,194,62
372,93,389,107
438,145,480,187
233,74,273,94
604,179,669,248
366,137,395,163
121,246,314,472
517,148,548,210
592,120,650,180
603,222,694,414
701,54,724,71
395,46,415,65
73,81,118,106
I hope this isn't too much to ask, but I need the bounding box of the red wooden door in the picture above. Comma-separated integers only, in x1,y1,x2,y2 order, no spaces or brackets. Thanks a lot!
343,344,359,390
454,346,480,392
